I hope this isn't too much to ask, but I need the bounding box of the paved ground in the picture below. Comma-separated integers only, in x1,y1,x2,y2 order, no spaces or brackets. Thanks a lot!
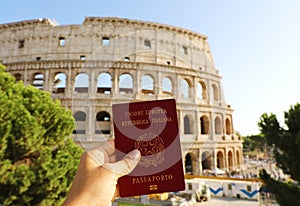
196,196,259,206
116,196,262,206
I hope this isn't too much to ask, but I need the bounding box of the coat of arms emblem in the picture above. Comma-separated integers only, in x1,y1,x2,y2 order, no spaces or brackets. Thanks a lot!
135,132,165,167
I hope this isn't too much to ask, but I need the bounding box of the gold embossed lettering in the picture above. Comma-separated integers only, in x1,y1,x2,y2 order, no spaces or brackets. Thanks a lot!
125,110,144,117
151,117,172,123
132,174,174,184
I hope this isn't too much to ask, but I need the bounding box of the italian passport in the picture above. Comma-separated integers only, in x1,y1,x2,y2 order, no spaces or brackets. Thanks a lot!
112,99,185,197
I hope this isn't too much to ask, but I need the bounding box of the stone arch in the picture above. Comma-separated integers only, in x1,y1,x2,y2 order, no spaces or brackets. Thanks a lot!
73,111,87,134
197,81,207,100
228,150,234,171
201,151,213,171
32,73,44,90
180,78,191,98
14,73,22,81
1,18,243,175
74,73,89,93
225,117,231,135
97,72,112,94
212,83,219,101
214,116,222,134
185,153,195,175
141,74,154,95
53,72,66,93
216,151,225,170
162,76,173,95
200,115,210,135
184,114,194,134
95,111,111,134
119,73,133,94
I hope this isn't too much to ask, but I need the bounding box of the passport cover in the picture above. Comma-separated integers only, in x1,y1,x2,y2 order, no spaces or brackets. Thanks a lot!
112,99,185,197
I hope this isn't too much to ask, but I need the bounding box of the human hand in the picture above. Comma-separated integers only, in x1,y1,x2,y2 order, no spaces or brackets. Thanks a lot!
63,139,141,206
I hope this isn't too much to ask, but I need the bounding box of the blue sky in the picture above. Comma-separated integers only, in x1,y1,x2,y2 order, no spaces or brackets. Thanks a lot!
1,0,300,136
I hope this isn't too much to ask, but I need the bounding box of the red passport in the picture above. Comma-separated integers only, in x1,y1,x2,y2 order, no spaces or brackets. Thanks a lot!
112,99,185,197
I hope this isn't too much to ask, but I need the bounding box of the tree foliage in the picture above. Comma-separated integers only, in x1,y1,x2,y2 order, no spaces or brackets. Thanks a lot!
243,134,266,152
258,103,300,206
0,64,82,205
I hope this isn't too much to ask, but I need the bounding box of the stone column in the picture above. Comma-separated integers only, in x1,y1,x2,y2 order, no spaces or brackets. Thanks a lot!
195,153,200,175
193,76,198,103
198,148,203,175
213,149,217,170
113,69,119,94
233,147,238,171
24,65,28,86
67,66,72,98
89,69,95,98
135,70,140,94
44,68,50,92
172,73,178,97
225,147,229,172
155,70,161,95
177,75,181,98
179,110,183,137
195,109,200,141
210,112,215,140
88,103,94,141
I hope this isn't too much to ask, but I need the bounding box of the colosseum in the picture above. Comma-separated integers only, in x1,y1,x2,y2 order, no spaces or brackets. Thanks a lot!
0,17,243,175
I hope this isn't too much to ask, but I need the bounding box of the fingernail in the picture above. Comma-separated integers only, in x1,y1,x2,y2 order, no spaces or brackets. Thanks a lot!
128,149,141,161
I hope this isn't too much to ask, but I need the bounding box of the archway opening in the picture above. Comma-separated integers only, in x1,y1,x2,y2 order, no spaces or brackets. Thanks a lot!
226,118,231,135
97,73,112,94
215,116,222,134
217,151,225,170
200,115,209,135
73,111,86,134
212,84,219,101
162,77,172,95
119,73,133,94
32,73,44,90
184,115,193,134
197,81,207,100
141,74,154,95
180,79,189,98
53,72,66,93
202,151,213,172
74,73,89,93
14,73,22,82
185,153,193,175
95,111,111,134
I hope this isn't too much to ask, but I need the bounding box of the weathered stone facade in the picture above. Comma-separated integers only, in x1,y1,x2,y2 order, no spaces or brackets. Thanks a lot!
0,17,243,175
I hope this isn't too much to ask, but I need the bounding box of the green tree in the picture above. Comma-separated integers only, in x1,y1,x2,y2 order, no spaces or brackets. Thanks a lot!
0,64,83,205
258,103,300,206
243,134,266,152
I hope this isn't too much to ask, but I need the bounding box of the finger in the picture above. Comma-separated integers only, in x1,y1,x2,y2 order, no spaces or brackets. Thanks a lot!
87,149,106,166
87,140,115,166
103,149,141,177
101,139,115,156
109,153,117,163
114,186,120,199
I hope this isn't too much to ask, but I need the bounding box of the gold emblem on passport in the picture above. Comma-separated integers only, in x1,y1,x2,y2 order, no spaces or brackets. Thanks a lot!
135,132,165,167
149,185,158,190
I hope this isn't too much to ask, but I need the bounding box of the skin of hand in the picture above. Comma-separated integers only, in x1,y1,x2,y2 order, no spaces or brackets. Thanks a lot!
63,139,141,206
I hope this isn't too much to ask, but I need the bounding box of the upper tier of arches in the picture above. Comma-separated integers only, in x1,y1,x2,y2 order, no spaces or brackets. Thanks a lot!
12,67,223,105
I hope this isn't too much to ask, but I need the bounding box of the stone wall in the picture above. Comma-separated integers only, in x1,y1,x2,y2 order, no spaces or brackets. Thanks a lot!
0,17,243,175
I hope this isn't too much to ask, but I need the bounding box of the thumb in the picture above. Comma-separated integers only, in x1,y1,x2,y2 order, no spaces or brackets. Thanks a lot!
103,149,141,177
